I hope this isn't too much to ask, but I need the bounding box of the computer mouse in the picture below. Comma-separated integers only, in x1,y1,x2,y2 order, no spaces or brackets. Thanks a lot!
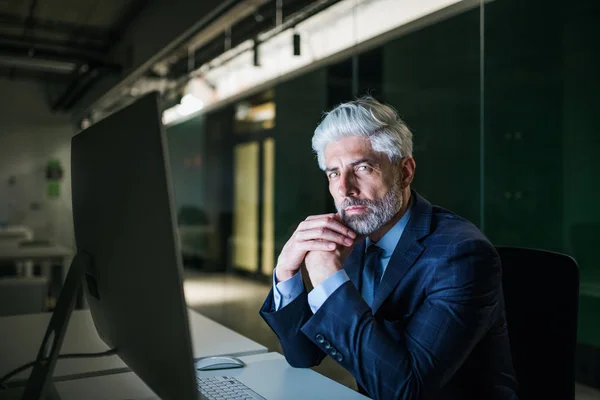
195,356,246,371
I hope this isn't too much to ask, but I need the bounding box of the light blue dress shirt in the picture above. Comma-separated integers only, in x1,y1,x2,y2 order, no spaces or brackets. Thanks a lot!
273,204,412,313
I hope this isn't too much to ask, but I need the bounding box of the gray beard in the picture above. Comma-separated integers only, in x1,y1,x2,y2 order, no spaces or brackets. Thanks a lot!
336,181,403,236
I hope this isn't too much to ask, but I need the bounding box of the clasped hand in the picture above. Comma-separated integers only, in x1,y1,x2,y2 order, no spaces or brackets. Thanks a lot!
276,213,359,288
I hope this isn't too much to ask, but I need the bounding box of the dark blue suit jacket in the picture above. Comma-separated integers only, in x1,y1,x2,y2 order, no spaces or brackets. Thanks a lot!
260,191,518,399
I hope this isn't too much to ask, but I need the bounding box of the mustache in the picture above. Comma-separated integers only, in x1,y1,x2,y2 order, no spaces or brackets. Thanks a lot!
340,197,376,209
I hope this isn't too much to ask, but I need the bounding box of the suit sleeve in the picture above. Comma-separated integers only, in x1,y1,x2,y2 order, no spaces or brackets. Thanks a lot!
259,287,327,367
300,239,502,399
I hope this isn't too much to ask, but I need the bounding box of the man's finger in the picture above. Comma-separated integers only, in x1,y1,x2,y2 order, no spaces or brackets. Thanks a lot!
304,213,337,221
296,229,354,246
300,240,338,252
298,217,355,238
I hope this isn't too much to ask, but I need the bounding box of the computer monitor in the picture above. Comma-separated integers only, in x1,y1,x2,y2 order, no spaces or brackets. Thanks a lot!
72,93,197,400
15,92,257,400
72,93,198,400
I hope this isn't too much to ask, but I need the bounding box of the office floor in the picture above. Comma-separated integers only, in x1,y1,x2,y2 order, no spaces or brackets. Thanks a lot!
183,270,600,400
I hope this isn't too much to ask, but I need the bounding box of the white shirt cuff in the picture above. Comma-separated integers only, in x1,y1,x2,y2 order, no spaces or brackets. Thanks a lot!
273,269,304,311
307,270,350,314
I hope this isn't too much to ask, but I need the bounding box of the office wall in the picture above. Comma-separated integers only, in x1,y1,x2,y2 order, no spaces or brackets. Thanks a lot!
561,2,600,386
483,0,564,252
273,68,329,255
166,116,207,214
0,78,75,248
166,107,236,270
563,3,600,272
382,8,481,225
204,107,236,270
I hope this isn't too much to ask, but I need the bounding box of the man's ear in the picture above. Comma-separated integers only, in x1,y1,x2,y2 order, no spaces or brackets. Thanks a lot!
400,157,416,189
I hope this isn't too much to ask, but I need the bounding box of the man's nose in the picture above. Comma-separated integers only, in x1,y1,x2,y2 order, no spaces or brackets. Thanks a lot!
338,172,358,197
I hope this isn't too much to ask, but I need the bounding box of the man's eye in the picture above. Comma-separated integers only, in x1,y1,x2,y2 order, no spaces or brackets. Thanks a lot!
328,172,339,178
357,165,369,171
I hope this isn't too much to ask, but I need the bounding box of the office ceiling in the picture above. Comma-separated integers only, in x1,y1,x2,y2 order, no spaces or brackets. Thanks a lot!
94,0,341,118
156,0,340,80
0,0,340,112
0,0,147,75
0,0,147,109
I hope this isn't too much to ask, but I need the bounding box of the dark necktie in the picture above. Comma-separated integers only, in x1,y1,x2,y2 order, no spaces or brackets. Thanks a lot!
362,244,383,307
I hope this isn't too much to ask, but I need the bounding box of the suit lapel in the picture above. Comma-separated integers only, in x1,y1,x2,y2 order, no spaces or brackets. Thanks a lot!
371,191,432,314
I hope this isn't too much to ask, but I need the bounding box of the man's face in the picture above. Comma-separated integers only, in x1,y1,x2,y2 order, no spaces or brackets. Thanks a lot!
324,136,403,235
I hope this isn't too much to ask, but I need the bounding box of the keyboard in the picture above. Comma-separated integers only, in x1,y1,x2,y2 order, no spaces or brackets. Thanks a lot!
197,376,265,400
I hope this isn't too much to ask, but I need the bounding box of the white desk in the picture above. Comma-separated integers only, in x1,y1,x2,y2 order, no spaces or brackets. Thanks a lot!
0,244,72,261
0,226,33,245
0,243,72,281
0,309,267,384
52,352,368,400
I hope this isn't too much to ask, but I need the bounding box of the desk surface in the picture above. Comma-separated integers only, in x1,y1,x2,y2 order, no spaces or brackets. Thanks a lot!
0,244,72,261
0,226,33,239
0,309,267,383
52,352,368,400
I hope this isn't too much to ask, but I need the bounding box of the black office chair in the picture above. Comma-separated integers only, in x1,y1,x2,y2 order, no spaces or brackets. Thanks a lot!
496,246,579,400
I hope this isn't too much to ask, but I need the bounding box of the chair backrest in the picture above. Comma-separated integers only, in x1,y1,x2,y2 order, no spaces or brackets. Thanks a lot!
496,246,579,400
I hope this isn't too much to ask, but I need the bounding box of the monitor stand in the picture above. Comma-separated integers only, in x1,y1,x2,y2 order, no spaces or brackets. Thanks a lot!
2,252,91,400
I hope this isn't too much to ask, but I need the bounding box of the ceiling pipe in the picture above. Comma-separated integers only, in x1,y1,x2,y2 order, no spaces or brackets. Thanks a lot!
0,54,76,74
152,0,270,74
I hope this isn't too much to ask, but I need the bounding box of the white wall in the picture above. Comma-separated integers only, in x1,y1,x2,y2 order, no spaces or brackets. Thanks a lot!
0,78,76,248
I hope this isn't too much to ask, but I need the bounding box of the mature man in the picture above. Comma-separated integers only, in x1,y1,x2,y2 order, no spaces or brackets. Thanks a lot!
260,97,518,399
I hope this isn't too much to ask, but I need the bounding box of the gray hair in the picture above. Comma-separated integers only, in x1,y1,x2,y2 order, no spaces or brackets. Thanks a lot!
311,96,413,171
